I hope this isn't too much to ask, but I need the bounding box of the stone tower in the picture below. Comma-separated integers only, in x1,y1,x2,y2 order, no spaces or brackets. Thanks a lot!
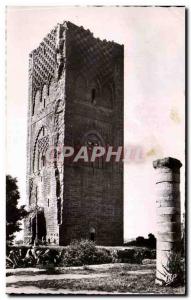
24,21,124,246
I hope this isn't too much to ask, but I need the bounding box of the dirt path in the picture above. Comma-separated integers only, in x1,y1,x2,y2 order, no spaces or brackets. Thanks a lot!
7,262,153,274
7,272,109,284
6,262,157,294
6,285,131,295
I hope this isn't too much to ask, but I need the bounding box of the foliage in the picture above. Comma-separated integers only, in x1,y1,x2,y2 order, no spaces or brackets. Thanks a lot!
147,233,156,248
117,247,156,264
6,175,28,244
61,239,115,267
157,252,185,287
6,242,156,270
136,236,145,244
124,233,156,249
6,246,63,269
165,252,185,286
6,241,116,269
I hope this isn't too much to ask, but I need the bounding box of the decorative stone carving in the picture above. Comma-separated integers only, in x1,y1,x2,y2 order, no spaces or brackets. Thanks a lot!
54,99,65,133
32,126,50,173
25,21,124,246
38,135,49,153
55,24,66,79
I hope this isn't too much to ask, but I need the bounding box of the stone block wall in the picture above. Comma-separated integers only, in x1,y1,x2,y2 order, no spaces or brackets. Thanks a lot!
24,21,124,246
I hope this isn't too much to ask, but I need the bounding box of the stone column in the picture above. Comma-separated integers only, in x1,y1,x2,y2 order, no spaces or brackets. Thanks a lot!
153,157,182,286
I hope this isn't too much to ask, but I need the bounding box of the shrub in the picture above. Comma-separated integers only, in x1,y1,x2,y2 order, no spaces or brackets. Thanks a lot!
6,246,63,269
37,248,63,267
117,248,156,264
150,249,156,259
6,243,156,269
117,248,143,263
158,252,185,287
61,239,115,267
166,252,185,286
94,248,118,264
124,234,156,249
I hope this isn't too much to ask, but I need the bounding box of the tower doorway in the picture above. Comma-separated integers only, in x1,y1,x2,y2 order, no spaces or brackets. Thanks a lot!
89,227,96,242
31,211,46,244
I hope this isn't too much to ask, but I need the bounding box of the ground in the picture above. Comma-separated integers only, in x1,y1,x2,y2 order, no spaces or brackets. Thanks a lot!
6,262,185,295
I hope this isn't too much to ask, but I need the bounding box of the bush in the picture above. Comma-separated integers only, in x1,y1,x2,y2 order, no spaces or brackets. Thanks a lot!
165,253,185,286
124,234,156,249
61,239,115,267
117,249,141,263
6,243,156,269
150,249,156,259
6,246,63,269
117,248,156,264
37,248,63,268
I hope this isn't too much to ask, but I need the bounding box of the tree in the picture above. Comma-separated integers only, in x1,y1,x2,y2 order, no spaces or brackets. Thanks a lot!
147,233,156,248
6,175,27,244
135,236,145,246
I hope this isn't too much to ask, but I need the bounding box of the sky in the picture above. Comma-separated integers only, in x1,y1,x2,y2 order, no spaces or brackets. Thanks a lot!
6,6,185,241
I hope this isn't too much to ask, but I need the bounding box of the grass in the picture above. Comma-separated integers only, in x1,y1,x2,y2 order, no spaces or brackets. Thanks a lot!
6,263,185,294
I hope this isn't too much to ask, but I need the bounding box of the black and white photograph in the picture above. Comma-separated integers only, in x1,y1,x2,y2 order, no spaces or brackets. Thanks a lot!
4,4,186,295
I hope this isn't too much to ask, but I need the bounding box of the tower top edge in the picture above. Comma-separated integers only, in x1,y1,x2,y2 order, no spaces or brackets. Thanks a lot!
29,20,124,57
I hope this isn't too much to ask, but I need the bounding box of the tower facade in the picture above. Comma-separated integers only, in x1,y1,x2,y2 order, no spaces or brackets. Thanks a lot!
24,22,124,246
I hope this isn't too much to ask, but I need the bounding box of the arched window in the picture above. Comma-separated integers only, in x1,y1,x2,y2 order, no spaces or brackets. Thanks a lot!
35,90,41,113
33,126,49,173
57,197,61,225
89,227,96,242
29,218,32,233
91,88,96,104
82,131,105,169
41,154,46,167
48,78,53,97
54,99,65,132
42,85,47,108
89,80,101,105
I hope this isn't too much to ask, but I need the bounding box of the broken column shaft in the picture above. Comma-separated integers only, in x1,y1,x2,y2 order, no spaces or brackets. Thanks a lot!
153,157,182,285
